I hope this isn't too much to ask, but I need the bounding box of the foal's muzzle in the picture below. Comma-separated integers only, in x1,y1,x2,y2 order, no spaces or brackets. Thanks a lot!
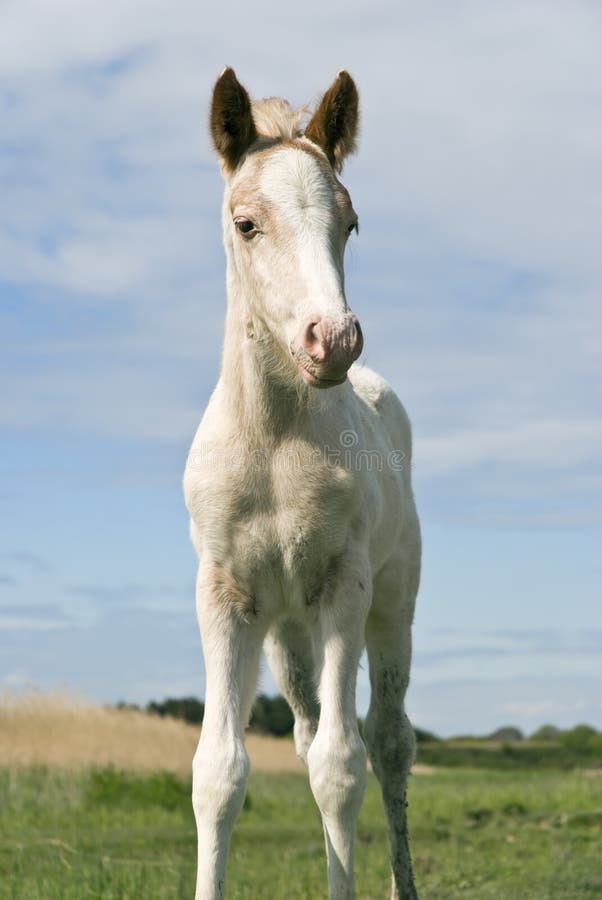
290,314,364,388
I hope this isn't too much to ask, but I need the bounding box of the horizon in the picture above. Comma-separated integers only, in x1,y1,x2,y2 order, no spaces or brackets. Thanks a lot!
1,1,601,738
4,688,600,743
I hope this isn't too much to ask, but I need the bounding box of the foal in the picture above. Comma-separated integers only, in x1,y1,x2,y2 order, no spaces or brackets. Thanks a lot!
184,68,421,900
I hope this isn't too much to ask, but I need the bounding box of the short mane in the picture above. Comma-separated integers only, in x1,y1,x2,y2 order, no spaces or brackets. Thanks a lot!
251,98,306,141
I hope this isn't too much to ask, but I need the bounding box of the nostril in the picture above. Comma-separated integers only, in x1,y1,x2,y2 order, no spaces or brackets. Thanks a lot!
306,319,321,344
302,316,328,363
352,318,364,359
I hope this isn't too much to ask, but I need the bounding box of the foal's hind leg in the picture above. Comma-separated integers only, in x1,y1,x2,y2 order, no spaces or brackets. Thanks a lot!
364,562,419,900
264,618,320,762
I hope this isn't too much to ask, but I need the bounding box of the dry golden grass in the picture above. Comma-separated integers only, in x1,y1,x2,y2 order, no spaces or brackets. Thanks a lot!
0,691,432,776
0,691,305,774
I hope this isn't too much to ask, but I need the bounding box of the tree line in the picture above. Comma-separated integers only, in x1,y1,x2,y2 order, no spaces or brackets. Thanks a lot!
117,695,602,759
121,694,295,736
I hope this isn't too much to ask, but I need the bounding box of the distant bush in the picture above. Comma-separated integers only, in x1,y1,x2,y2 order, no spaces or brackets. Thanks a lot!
249,694,294,737
530,724,561,741
147,696,205,725
489,726,524,742
143,693,296,736
560,724,599,751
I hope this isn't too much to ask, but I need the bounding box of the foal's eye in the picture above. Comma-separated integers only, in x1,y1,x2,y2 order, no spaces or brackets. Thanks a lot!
347,221,359,236
234,218,258,238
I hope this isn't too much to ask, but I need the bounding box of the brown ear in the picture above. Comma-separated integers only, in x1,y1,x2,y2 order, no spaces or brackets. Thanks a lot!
210,68,258,175
304,71,359,172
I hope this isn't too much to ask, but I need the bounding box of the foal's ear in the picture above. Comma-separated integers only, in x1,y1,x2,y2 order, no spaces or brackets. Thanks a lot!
305,71,359,172
210,68,258,175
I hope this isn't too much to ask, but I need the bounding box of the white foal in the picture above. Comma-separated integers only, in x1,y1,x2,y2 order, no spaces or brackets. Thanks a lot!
183,68,421,900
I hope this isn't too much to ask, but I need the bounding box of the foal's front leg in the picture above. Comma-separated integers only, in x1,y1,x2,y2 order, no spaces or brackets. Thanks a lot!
192,563,266,900
307,562,371,900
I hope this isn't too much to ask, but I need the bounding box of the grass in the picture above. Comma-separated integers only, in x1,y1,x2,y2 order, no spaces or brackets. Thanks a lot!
1,766,601,899
0,692,305,774
417,739,602,770
0,692,199,773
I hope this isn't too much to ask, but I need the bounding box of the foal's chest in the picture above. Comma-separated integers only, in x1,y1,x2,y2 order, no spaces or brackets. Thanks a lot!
184,436,358,599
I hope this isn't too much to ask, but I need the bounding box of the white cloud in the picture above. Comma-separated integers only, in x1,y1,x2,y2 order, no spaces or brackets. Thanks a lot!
416,419,602,474
498,699,592,718
1,670,35,689
0,616,67,630
0,603,72,630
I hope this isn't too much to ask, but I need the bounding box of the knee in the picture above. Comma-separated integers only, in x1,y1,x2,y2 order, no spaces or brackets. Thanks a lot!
192,737,249,825
307,731,367,819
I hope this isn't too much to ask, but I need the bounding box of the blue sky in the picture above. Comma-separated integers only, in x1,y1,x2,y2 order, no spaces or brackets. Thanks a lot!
1,0,600,736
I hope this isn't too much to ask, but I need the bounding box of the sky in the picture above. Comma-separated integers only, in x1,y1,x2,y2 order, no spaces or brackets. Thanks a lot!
1,0,601,737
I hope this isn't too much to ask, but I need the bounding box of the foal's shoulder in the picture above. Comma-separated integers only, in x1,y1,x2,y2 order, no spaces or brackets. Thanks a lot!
348,364,413,457
348,364,402,413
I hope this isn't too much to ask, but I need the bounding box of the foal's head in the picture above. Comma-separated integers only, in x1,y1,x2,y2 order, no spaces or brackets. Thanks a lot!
211,69,363,390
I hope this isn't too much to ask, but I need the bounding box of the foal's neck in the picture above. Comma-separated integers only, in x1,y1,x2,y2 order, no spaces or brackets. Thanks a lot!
220,283,307,442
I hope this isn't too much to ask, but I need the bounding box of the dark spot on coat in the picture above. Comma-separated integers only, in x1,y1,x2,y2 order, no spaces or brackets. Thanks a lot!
305,552,344,606
208,563,258,622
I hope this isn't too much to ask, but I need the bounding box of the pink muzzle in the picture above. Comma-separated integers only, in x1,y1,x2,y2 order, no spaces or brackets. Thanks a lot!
290,313,364,388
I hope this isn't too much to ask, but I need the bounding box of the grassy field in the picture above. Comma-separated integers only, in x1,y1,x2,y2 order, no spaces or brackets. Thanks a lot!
1,766,601,899
1,696,601,899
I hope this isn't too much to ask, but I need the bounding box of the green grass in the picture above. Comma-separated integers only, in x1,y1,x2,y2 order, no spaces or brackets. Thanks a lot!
416,739,602,770
1,766,601,899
